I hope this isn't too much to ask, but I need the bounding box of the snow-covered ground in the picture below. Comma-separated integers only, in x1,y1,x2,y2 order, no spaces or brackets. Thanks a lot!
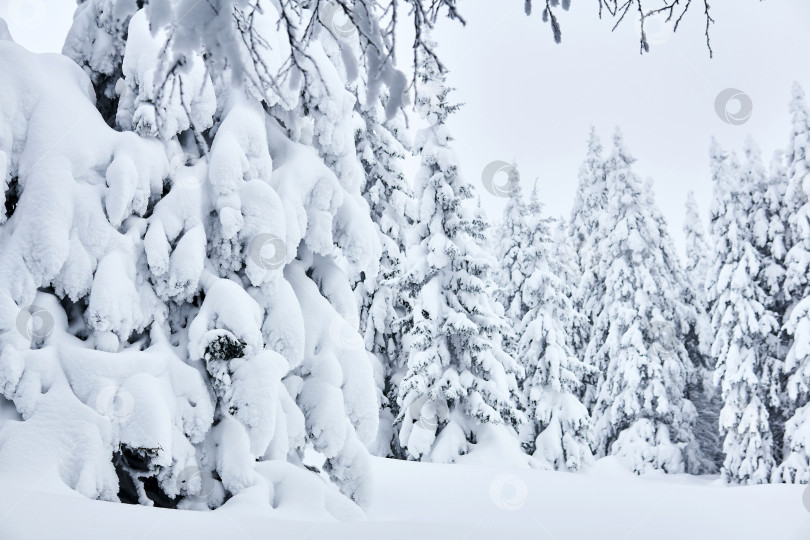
1,456,807,539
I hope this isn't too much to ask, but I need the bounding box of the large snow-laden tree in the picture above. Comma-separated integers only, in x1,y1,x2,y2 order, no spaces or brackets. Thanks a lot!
550,215,590,382
569,128,607,400
644,178,716,474
587,130,702,474
0,1,394,512
508,188,594,471
745,138,789,465
707,139,778,485
121,2,385,507
393,38,524,463
775,83,810,483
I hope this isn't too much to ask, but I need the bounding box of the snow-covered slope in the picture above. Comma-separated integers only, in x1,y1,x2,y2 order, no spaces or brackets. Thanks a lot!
1,456,807,539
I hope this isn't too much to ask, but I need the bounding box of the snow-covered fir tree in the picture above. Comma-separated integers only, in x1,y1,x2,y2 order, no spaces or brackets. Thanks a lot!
511,191,594,471
393,39,524,463
493,181,592,469
681,190,714,382
494,183,534,354
568,126,607,396
707,139,778,484
745,138,789,463
587,129,702,474
351,84,415,456
569,128,607,326
644,179,716,474
495,184,528,319
568,129,607,403
551,214,589,369
775,83,810,483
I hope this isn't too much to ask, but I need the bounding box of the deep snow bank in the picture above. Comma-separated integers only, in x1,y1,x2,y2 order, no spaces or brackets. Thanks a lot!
1,456,807,539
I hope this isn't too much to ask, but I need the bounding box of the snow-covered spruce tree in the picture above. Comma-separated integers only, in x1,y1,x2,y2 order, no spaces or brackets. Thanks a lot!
569,127,606,273
351,83,416,456
746,138,789,463
568,128,607,401
0,0,448,511
587,130,702,474
644,179,716,474
681,190,714,382
550,214,589,374
393,39,524,463
494,183,533,354
775,83,810,483
513,192,594,471
706,139,778,484
682,190,723,471
493,181,592,469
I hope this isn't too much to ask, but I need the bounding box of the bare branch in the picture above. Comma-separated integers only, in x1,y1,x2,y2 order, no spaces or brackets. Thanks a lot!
529,0,715,56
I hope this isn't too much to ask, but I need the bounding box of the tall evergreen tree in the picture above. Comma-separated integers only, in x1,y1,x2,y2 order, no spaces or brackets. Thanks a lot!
776,83,810,482
569,127,607,328
1,1,397,509
746,139,789,463
551,214,589,367
494,182,538,356
496,182,593,469
569,127,607,259
495,184,532,328
568,129,607,404
707,139,777,484
514,194,594,471
352,87,415,456
588,130,701,474
394,39,523,462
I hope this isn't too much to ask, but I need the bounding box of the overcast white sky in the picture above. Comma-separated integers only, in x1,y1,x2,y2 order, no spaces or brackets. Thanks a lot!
2,0,809,255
